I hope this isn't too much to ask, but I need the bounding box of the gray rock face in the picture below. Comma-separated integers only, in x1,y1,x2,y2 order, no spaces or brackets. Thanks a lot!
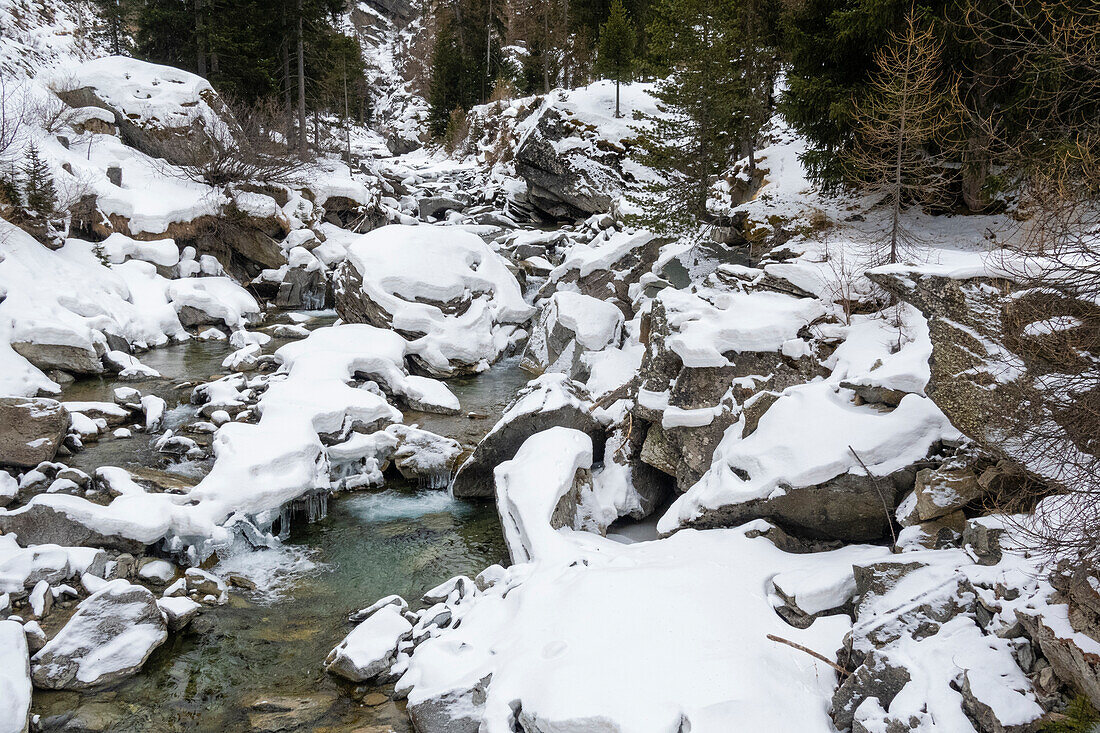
451,376,605,499
407,674,491,733
274,264,326,310
671,469,915,542
870,269,1099,488
419,196,466,220
32,580,167,690
10,341,103,375
514,105,624,220
831,651,912,732
0,398,69,469
0,501,147,553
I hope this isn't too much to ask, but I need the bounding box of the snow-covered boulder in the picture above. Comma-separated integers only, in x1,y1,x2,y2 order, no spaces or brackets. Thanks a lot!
325,602,412,682
53,56,234,166
494,427,593,564
541,229,663,318
0,398,69,469
387,425,462,489
451,375,604,499
511,81,657,220
520,291,623,378
658,381,959,541
0,619,31,733
166,277,262,331
156,596,201,632
334,225,534,377
31,579,167,689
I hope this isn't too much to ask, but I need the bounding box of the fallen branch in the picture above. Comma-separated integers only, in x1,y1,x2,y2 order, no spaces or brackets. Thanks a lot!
849,445,898,547
766,634,850,677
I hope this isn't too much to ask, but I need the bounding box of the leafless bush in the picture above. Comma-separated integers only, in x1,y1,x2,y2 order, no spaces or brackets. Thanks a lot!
152,95,311,190
0,78,27,163
957,0,1100,568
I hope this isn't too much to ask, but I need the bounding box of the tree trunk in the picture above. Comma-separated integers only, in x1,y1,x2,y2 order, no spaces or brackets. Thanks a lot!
296,0,307,160
196,0,207,77
615,78,621,118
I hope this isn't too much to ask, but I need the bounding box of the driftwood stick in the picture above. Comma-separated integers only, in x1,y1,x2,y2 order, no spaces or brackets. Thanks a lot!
766,634,850,677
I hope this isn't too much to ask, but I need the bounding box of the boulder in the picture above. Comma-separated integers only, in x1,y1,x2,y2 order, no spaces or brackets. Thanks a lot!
1019,608,1100,708
10,341,103,375
540,230,664,318
53,56,234,167
451,375,604,499
31,579,167,689
156,596,201,632
514,103,623,219
0,398,70,469
831,651,912,732
520,291,623,379
388,425,462,489
324,603,412,682
407,675,491,733
418,196,466,220
334,225,534,376
0,500,147,553
913,467,984,521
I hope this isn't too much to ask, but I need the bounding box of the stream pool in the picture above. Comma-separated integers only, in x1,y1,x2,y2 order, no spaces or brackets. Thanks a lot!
31,317,526,732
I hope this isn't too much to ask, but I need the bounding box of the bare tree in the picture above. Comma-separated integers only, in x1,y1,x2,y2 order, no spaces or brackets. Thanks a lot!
953,0,1100,570
841,9,948,265
151,96,310,190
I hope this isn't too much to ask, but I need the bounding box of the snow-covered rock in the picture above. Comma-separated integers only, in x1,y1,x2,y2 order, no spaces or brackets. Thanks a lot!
494,427,593,564
53,55,234,165
452,374,604,499
334,224,534,376
521,291,624,378
156,595,201,632
325,602,413,682
31,579,167,689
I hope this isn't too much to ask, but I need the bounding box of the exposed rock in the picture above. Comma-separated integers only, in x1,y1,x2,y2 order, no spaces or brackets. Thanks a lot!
1019,608,1100,708
9,341,104,375
0,500,147,553
31,580,167,689
831,651,912,732
514,103,623,219
913,467,984,521
672,469,915,543
388,425,462,488
246,692,338,733
0,398,70,469
418,196,466,220
451,375,604,499
895,510,966,551
407,674,491,733
540,230,664,318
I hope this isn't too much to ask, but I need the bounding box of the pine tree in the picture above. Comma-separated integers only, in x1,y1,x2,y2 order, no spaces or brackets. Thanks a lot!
89,0,132,56
20,145,56,219
842,9,946,264
596,0,635,118
427,0,506,137
628,0,769,236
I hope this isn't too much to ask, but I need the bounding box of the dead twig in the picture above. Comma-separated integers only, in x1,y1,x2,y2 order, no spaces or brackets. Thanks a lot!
766,634,850,677
849,445,898,547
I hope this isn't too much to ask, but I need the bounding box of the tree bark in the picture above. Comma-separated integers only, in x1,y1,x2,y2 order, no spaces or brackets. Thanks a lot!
297,0,307,160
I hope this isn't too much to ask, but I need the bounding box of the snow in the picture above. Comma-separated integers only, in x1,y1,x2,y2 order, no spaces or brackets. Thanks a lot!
0,619,30,733
494,427,593,564
342,224,534,374
658,286,825,367
398,523,863,732
659,382,961,534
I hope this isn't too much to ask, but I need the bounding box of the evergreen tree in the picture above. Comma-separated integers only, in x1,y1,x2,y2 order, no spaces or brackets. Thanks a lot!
628,0,771,235
595,0,635,118
20,144,56,219
427,0,505,137
89,0,132,55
